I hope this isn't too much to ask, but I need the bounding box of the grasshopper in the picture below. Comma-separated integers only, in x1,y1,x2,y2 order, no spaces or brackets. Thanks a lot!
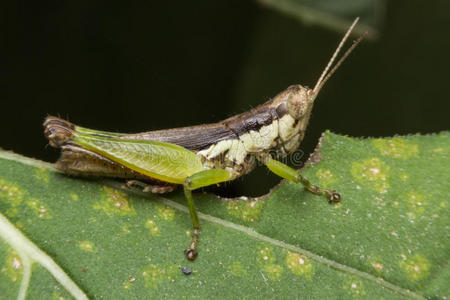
44,18,364,260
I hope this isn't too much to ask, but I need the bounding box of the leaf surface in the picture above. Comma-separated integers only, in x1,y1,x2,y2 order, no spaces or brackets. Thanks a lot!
0,132,448,299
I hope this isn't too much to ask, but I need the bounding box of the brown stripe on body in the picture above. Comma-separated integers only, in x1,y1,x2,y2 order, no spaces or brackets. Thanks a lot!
221,94,289,140
223,108,277,137
119,95,290,152
120,123,237,152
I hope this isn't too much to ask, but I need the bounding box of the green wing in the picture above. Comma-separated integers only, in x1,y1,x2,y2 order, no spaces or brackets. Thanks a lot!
73,131,204,184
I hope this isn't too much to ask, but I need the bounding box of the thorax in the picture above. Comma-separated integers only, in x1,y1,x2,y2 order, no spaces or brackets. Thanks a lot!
197,110,309,178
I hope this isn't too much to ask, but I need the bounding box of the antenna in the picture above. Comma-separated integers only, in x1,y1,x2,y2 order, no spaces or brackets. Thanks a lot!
312,17,366,97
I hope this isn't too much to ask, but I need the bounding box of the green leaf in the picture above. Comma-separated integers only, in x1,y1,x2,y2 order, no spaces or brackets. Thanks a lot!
0,132,448,299
257,0,385,38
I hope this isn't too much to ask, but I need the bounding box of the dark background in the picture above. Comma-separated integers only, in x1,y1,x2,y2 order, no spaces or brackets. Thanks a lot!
2,1,449,196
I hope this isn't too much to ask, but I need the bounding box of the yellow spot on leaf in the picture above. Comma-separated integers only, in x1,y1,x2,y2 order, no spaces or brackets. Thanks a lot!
27,198,52,219
142,264,178,289
0,179,24,217
373,138,419,159
262,264,283,281
78,241,96,252
403,191,426,220
431,147,444,153
94,186,135,217
123,276,136,290
369,259,384,272
229,261,247,278
399,253,430,281
157,206,175,221
343,278,366,297
400,173,409,182
258,247,275,264
351,158,389,193
257,247,283,281
226,199,264,222
2,250,22,282
145,219,160,236
121,225,131,234
70,193,79,201
123,281,132,290
34,167,50,183
285,252,314,279
316,169,338,187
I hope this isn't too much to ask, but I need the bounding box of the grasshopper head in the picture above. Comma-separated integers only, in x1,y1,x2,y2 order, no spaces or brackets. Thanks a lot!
285,85,316,120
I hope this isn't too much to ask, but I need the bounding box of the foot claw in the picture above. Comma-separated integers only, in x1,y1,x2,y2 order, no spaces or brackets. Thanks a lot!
185,249,198,261
329,191,341,203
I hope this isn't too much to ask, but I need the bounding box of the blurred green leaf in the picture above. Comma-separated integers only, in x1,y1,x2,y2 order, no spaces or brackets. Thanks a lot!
257,0,385,38
0,132,448,299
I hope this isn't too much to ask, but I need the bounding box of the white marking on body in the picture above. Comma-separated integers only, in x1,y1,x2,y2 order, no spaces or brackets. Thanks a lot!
226,139,247,164
278,114,302,142
197,139,233,159
283,133,301,153
246,120,279,151
239,132,255,152
249,130,268,150
260,119,279,141
197,117,289,168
